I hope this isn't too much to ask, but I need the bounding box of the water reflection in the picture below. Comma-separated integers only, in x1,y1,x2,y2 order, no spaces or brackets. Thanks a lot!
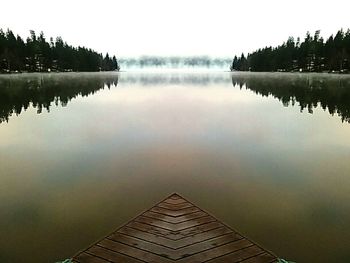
232,73,350,123
2,72,350,124
0,73,119,123
119,72,229,85
0,72,350,263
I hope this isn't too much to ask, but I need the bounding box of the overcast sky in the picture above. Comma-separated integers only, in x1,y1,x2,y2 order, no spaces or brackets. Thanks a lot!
1,0,349,57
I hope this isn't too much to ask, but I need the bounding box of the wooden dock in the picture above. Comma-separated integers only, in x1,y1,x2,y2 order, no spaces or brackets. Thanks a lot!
72,193,278,263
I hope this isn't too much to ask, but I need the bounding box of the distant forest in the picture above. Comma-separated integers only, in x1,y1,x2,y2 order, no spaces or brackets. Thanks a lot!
231,29,350,73
0,29,120,73
119,56,231,69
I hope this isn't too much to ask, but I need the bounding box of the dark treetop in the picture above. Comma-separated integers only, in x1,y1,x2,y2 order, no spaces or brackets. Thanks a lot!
0,29,120,73
231,29,350,73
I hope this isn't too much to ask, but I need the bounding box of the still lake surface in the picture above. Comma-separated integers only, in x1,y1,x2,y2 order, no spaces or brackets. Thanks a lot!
0,72,350,262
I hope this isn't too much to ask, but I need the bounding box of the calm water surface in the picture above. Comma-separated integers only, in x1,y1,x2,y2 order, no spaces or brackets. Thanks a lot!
0,72,350,262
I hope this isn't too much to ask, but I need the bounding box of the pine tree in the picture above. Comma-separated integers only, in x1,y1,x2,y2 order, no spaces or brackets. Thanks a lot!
230,29,350,73
0,28,120,73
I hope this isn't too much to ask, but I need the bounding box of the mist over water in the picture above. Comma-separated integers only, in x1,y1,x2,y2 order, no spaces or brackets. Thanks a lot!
0,72,350,262
118,56,232,70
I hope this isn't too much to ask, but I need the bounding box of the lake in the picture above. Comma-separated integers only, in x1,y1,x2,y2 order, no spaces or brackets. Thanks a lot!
0,72,350,263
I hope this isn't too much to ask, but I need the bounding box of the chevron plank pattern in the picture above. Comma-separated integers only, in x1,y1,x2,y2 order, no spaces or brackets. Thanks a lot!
72,193,278,263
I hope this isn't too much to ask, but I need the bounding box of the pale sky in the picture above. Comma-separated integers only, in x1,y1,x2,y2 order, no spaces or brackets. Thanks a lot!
1,0,349,57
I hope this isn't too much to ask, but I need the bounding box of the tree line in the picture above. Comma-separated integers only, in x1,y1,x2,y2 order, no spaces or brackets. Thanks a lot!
0,29,120,73
231,29,350,73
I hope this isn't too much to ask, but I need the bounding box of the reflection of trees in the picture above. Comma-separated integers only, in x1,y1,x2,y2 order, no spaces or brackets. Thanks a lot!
232,73,350,123
120,73,230,86
0,73,118,123
2,72,349,124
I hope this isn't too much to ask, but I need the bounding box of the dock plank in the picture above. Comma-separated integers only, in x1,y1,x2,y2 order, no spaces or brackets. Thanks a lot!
143,210,207,224
150,206,201,217
73,252,110,263
72,193,278,262
158,202,194,210
240,252,278,263
135,215,216,231
87,246,143,263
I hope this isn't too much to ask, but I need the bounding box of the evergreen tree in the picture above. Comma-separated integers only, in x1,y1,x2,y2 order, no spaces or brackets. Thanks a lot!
231,29,350,73
0,28,120,73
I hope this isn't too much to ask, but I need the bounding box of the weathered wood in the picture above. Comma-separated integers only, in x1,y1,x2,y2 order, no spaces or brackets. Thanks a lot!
143,210,207,224
72,193,278,263
74,252,110,263
150,206,201,217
